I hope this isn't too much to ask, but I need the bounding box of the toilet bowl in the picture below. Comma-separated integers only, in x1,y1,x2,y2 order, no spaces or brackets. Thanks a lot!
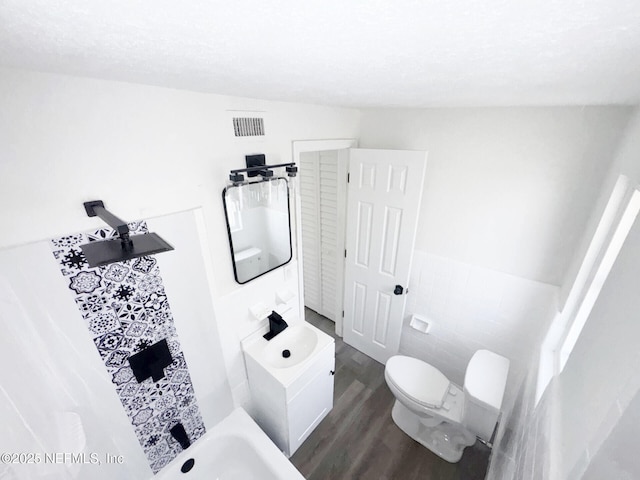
384,350,509,463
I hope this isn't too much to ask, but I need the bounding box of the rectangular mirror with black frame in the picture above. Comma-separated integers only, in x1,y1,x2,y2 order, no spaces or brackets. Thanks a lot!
222,177,293,284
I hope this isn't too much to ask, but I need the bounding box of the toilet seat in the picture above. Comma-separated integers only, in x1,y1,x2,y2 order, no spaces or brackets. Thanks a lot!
385,356,450,408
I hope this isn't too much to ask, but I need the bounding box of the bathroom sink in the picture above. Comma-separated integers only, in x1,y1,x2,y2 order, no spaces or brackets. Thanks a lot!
263,324,319,368
242,321,333,387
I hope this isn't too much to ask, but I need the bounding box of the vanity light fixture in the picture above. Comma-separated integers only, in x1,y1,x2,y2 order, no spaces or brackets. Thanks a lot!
228,154,297,186
229,172,245,183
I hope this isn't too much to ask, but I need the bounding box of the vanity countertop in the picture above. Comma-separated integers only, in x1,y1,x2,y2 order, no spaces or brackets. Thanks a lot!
242,321,334,387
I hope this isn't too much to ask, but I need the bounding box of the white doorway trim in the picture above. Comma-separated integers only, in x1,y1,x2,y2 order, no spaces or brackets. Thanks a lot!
292,139,358,336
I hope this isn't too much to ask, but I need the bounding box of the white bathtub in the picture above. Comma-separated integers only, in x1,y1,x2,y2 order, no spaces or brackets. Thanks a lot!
155,408,305,480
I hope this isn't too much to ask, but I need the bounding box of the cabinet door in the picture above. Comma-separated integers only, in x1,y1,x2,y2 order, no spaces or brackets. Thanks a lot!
287,356,334,455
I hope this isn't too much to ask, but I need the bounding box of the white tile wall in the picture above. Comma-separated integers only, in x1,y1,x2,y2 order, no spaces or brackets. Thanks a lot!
400,250,558,401
582,389,640,480
487,354,556,480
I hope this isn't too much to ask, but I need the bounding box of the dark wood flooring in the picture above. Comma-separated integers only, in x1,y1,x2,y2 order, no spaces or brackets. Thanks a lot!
290,308,491,480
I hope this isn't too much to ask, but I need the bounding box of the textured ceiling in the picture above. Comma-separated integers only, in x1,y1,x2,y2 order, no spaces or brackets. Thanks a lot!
1,0,640,107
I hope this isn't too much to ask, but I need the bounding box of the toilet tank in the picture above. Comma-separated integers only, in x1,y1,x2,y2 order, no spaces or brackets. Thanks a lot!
462,350,510,441
234,247,263,281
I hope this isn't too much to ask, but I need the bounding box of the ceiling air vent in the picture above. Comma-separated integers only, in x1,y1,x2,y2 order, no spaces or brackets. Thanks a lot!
232,117,265,137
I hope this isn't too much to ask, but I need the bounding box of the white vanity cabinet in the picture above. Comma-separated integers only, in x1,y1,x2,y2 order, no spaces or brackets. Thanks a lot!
244,339,335,457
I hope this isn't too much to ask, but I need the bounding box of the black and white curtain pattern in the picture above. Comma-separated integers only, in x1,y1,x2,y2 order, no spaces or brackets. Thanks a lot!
50,221,205,474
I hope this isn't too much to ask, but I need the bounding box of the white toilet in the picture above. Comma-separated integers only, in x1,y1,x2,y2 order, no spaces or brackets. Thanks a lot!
234,247,263,281
384,350,509,463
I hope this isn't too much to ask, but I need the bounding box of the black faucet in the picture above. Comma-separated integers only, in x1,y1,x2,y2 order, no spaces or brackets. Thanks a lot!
263,311,288,340
170,423,191,450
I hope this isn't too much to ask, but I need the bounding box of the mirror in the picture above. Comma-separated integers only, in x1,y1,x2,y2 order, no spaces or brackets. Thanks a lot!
222,177,293,284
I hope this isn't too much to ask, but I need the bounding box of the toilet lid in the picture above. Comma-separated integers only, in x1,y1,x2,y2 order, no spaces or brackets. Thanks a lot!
386,356,450,408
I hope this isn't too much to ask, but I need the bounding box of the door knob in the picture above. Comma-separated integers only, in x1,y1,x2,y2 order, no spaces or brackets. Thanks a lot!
394,285,404,295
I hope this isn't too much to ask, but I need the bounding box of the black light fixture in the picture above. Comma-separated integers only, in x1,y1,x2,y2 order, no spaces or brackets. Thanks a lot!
227,154,297,185
285,165,298,177
245,154,269,178
229,172,245,183
79,200,174,267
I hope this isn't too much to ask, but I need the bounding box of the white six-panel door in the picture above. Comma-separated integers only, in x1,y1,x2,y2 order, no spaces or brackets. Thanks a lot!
343,148,427,364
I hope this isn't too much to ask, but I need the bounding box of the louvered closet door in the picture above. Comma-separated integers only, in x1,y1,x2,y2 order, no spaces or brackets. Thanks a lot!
300,152,322,314
300,150,346,322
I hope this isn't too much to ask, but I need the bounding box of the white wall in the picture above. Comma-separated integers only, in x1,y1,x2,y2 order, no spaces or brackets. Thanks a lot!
488,107,640,480
553,111,640,478
358,107,632,286
557,198,640,478
560,107,640,302
0,67,359,476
